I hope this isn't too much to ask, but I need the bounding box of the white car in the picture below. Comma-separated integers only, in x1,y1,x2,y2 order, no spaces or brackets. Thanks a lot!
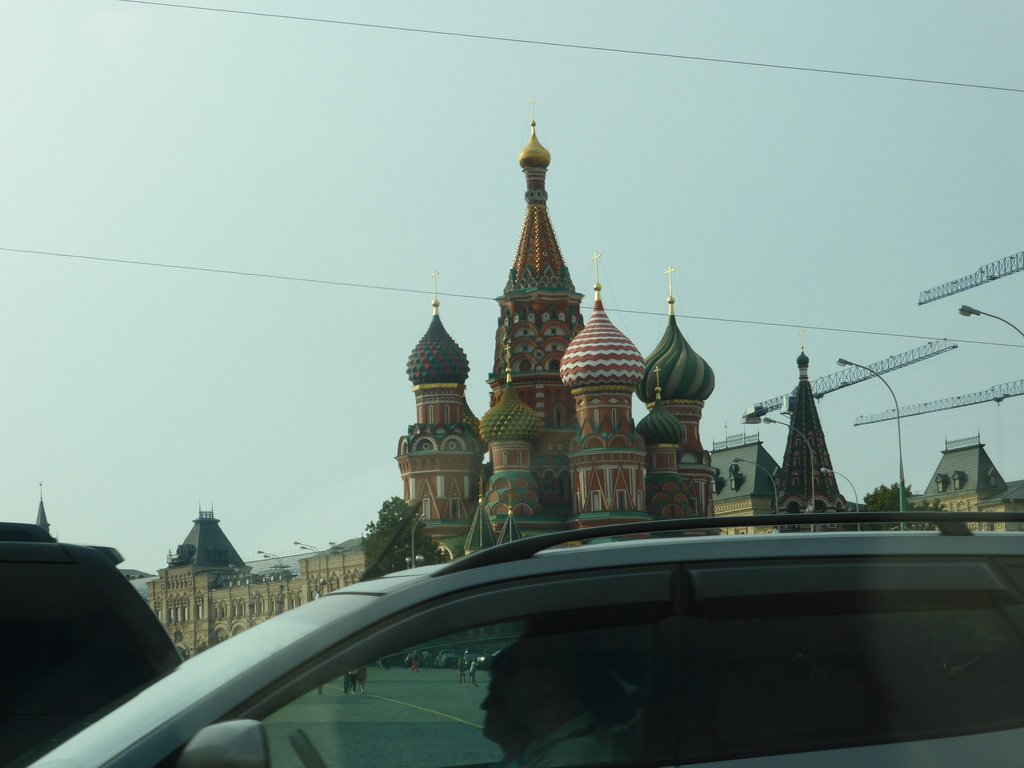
19,512,1024,768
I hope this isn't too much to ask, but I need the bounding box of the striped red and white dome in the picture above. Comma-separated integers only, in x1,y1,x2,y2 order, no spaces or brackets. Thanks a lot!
559,299,645,389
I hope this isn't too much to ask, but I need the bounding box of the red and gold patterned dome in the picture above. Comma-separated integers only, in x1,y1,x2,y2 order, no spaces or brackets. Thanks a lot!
559,293,644,390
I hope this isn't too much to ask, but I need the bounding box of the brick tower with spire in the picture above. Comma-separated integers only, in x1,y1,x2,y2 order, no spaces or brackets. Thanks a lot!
777,348,846,514
485,120,585,526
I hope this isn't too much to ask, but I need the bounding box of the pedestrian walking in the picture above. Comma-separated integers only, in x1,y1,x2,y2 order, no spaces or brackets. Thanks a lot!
356,665,368,694
343,669,358,693
469,656,479,687
458,653,469,686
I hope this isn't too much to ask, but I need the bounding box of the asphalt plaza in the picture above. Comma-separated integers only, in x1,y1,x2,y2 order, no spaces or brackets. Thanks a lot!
264,665,500,768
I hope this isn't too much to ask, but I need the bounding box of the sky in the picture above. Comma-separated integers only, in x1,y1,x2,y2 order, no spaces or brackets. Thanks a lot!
1,1,1022,571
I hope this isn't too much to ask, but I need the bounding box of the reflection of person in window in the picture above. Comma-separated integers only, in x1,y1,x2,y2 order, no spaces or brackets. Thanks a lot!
490,634,630,767
482,684,530,768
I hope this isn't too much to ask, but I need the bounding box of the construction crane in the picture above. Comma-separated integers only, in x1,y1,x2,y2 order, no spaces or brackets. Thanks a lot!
743,339,958,418
918,249,1024,305
854,380,1024,425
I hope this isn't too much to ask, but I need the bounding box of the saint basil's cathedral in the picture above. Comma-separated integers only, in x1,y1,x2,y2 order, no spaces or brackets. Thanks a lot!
396,122,717,555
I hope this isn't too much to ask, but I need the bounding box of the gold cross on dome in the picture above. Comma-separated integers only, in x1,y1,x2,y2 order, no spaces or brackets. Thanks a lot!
665,267,677,315
430,270,440,314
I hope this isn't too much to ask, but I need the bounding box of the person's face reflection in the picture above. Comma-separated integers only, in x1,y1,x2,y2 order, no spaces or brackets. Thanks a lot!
493,643,549,727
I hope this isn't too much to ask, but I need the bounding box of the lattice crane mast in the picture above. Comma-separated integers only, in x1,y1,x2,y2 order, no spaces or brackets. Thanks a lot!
918,249,1024,305
743,339,958,418
854,379,1024,425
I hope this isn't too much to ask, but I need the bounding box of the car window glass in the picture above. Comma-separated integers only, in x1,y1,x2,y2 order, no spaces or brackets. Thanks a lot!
261,614,658,768
684,587,1024,761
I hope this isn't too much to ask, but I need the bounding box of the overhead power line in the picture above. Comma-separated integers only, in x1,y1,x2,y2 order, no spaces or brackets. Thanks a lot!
115,1,1024,95
2,245,1022,350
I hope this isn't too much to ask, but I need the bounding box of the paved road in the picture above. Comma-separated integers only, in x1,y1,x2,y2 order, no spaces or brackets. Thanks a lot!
265,666,502,768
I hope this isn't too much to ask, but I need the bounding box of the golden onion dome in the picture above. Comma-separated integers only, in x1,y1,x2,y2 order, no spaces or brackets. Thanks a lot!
518,121,551,169
479,380,543,444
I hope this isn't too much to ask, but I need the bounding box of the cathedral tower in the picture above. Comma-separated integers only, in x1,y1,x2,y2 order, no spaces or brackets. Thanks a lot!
396,293,485,541
480,357,545,522
636,278,716,516
489,121,584,521
559,270,648,527
636,380,692,518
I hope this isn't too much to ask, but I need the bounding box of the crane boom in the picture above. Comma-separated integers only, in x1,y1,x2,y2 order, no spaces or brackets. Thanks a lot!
743,339,958,418
918,249,1024,305
854,380,1024,425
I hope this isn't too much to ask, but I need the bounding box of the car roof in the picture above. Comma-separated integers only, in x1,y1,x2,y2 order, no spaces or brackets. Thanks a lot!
26,512,1024,767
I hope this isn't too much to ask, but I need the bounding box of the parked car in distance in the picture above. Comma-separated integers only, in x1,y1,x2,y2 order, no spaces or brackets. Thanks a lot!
20,511,1024,768
1,523,180,766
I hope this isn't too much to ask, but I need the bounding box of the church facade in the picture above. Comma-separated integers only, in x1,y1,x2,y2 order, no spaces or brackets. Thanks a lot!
396,123,716,554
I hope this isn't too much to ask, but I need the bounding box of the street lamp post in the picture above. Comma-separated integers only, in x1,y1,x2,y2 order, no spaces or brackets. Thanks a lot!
294,541,326,599
407,503,425,569
837,358,906,515
257,550,288,614
821,467,860,511
959,305,1024,341
732,456,779,514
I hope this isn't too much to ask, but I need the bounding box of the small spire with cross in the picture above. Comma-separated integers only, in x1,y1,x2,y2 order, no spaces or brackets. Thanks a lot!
503,342,513,383
653,365,663,400
431,270,440,315
665,267,676,317
592,252,603,300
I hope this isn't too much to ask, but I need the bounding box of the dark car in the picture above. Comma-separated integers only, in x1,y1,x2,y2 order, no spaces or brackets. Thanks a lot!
1,522,180,765
23,512,1024,768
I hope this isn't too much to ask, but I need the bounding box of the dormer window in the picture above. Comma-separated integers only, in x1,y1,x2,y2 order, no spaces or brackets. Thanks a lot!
712,467,725,495
935,473,950,492
728,464,745,491
952,471,968,490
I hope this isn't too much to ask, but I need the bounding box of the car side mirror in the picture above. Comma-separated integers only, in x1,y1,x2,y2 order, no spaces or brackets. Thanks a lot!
177,719,268,768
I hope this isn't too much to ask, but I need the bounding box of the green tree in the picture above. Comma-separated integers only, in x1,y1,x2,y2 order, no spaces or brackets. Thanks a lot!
864,483,942,513
864,483,903,511
362,497,445,578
